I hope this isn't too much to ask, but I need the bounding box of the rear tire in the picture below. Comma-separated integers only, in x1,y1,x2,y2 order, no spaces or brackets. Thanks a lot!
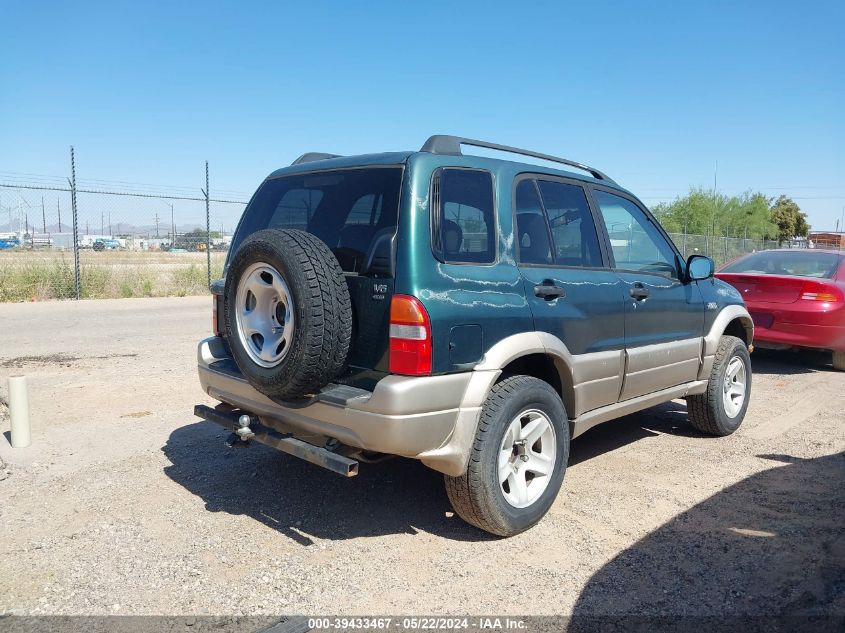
444,375,569,537
686,335,751,436
833,351,845,371
224,229,352,400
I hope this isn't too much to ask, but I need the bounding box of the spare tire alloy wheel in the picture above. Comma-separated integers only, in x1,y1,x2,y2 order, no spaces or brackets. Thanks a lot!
224,229,352,401
235,262,295,367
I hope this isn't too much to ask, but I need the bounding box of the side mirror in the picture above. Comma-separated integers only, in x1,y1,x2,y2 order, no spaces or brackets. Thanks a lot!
686,254,715,281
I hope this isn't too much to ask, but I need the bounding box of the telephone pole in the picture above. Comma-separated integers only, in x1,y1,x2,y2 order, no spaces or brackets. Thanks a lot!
57,199,62,232
155,213,160,238
41,197,46,235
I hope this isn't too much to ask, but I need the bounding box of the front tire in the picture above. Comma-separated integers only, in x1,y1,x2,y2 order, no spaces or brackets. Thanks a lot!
686,335,751,436
445,375,569,537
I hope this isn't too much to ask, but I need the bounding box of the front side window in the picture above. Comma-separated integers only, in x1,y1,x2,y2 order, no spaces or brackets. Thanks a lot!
433,169,496,264
594,190,679,279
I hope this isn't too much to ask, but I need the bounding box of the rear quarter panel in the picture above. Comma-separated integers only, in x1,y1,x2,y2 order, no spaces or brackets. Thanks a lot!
394,154,533,374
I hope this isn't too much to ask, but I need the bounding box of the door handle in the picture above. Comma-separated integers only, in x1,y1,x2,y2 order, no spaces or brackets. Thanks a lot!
534,282,566,300
629,284,650,300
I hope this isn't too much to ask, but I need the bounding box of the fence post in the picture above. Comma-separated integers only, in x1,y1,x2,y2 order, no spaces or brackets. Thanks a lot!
68,146,81,300
203,161,211,288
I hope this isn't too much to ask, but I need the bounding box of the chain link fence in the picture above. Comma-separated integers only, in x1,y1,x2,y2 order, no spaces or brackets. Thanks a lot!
0,150,247,301
667,232,787,268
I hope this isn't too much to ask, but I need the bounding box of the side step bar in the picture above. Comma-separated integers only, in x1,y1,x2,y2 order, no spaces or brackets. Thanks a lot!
193,404,359,477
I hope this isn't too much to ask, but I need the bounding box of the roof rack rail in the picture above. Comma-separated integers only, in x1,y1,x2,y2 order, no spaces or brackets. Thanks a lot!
419,135,615,184
291,152,342,166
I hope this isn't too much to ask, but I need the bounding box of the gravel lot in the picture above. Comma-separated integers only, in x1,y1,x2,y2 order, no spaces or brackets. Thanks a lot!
0,297,842,617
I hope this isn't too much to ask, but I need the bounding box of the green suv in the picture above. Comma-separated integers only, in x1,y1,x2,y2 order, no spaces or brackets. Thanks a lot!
195,135,754,536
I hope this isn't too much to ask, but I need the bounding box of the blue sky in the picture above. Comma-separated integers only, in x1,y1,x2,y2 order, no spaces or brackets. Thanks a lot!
2,0,844,232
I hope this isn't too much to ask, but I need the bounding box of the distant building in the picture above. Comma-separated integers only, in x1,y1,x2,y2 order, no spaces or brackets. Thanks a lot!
809,232,845,249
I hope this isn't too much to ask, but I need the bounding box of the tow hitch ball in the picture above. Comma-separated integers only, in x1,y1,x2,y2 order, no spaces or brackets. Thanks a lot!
226,414,256,448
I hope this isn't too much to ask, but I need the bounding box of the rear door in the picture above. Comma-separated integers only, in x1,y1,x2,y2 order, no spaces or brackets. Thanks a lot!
591,188,704,400
514,176,626,416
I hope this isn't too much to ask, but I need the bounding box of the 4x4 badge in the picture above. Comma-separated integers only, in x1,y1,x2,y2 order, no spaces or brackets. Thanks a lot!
372,283,388,300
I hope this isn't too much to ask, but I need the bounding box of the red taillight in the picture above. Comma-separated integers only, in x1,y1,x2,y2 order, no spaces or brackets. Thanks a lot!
212,294,221,336
389,294,431,375
799,281,844,303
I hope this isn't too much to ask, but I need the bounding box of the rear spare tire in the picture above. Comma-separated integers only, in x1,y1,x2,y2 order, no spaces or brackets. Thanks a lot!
223,229,352,400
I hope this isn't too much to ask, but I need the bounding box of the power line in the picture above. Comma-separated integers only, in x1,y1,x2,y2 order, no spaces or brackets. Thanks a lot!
0,182,247,205
0,171,251,198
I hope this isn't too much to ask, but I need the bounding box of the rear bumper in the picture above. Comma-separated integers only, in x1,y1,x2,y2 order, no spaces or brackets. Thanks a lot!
746,299,845,352
753,321,845,352
197,337,491,475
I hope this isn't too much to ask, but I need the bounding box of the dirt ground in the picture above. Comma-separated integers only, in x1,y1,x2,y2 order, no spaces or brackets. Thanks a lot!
0,297,842,617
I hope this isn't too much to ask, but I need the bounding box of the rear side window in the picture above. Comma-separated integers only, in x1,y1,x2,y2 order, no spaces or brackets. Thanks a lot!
514,180,553,265
432,169,496,264
514,177,603,268
537,181,603,268
230,167,403,275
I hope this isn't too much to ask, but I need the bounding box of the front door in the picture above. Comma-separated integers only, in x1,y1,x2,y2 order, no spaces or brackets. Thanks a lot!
591,188,705,400
514,176,626,416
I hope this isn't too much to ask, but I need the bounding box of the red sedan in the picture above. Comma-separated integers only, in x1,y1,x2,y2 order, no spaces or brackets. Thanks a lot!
716,249,845,370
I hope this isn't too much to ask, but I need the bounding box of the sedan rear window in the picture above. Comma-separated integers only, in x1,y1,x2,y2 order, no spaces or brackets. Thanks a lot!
721,251,843,279
229,167,403,275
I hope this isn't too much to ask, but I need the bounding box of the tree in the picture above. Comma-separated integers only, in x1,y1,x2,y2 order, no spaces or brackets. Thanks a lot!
769,195,809,244
652,188,776,239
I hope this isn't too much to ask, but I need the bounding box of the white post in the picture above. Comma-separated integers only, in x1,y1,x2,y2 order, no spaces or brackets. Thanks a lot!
9,375,31,448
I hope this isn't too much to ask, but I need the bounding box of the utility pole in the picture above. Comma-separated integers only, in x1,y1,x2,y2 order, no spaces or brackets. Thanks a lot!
41,196,46,235
203,161,211,287
101,212,104,235
155,213,160,238
108,212,112,236
169,203,175,244
57,199,62,232
710,159,718,256
840,206,845,252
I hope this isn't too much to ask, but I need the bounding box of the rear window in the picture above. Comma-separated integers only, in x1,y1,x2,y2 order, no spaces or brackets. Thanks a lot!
721,251,843,279
229,167,403,275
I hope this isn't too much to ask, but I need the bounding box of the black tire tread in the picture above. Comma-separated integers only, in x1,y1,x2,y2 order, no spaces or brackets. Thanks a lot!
687,335,746,436
445,375,560,537
225,229,352,400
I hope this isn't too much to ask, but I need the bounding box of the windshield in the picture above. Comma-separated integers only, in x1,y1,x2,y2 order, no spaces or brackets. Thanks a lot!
721,250,843,279
229,167,403,275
